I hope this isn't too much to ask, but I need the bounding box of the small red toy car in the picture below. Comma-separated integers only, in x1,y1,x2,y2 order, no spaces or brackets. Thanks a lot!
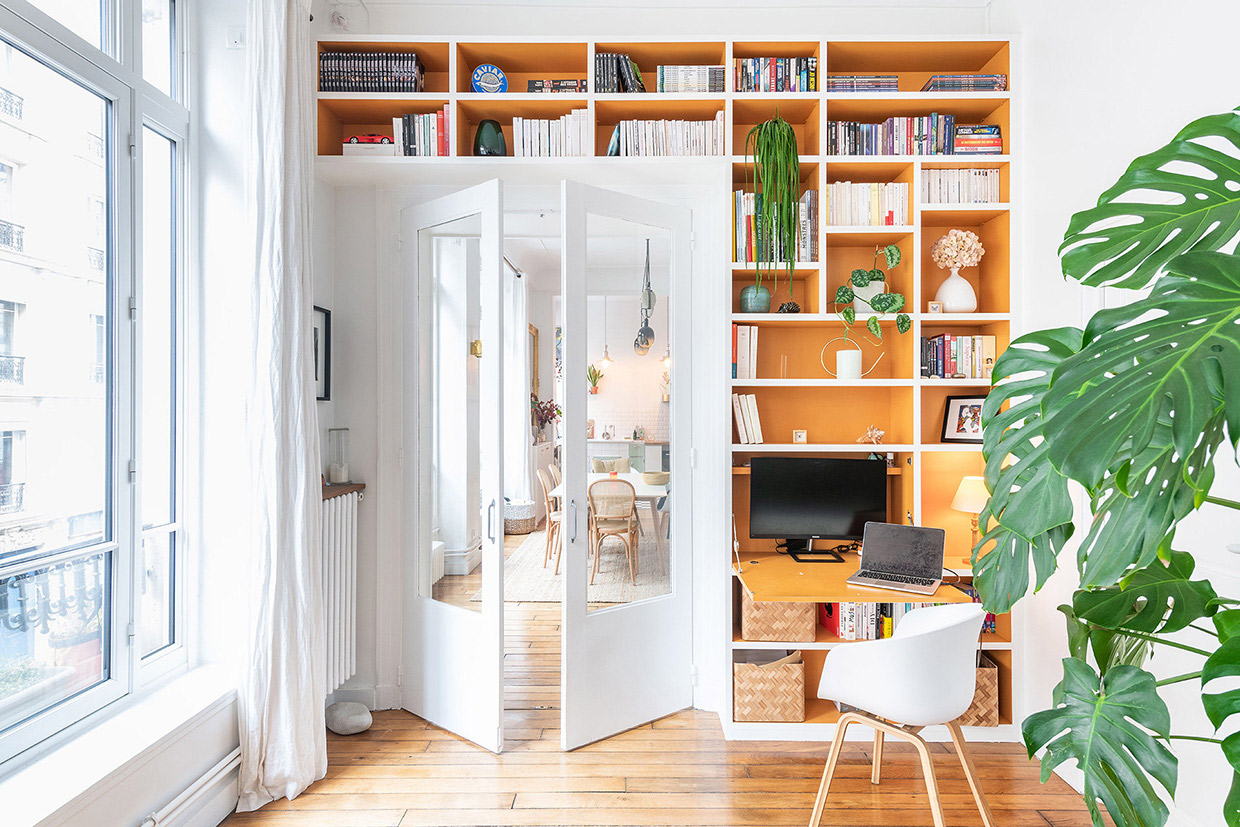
347,134,391,144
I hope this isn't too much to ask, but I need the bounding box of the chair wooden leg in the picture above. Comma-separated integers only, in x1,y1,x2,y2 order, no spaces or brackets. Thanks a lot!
809,713,856,827
871,728,884,785
911,733,947,827
622,535,636,584
947,721,996,827
542,522,553,567
552,522,563,575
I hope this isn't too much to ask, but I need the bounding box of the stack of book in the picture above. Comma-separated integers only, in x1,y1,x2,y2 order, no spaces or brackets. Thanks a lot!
391,105,450,157
953,125,1003,154
656,65,725,93
513,111,590,157
825,181,908,226
731,392,764,444
826,114,957,156
608,112,725,156
822,602,947,641
731,323,759,379
732,190,818,262
595,53,645,93
526,78,587,93
921,73,1008,92
957,586,999,633
734,57,817,92
319,50,425,92
922,168,1001,203
824,74,898,92
921,334,997,379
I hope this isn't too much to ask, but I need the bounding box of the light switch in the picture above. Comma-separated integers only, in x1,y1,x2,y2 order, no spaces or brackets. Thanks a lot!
226,26,246,49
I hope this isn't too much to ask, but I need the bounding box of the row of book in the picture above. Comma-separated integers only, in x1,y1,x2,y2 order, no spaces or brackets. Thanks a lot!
825,74,897,92
952,125,1003,154
921,73,1008,92
732,190,819,263
921,334,997,380
734,57,818,93
595,53,645,93
390,106,450,157
606,113,726,156
821,598,996,641
957,586,1000,633
512,111,590,157
656,65,726,93
731,393,765,444
826,116,1004,156
825,181,908,227
526,78,587,93
319,50,425,93
731,324,760,380
922,168,1002,204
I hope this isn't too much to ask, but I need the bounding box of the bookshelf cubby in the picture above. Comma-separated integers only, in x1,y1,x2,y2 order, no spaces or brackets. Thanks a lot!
312,35,1017,743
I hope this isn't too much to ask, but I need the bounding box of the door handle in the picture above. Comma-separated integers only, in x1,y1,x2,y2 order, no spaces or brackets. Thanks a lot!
569,500,578,542
487,499,496,541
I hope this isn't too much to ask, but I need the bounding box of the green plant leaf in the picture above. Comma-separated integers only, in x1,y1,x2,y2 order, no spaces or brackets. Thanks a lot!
1073,549,1218,634
1042,251,1240,492
1059,604,1152,676
883,244,901,269
841,305,856,326
834,285,855,304
895,313,911,334
1216,609,1240,642
866,316,882,339
972,327,1082,613
868,293,904,314
1059,109,1240,290
1061,604,1091,660
868,268,885,283
1024,659,1175,827
850,268,870,287
1225,775,1240,827
1202,636,1240,827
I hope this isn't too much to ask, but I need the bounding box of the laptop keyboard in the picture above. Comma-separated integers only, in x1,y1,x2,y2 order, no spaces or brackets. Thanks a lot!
857,570,937,586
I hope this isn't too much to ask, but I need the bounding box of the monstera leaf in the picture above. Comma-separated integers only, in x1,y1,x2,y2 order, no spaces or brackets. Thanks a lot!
1059,108,1240,290
1060,604,1151,676
970,327,1082,613
1024,659,1176,827
1073,549,1218,633
1042,251,1240,490
1203,624,1240,827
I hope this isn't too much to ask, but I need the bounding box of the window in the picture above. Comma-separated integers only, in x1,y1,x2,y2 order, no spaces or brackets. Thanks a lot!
141,0,173,96
90,313,104,383
26,0,105,51
0,301,20,385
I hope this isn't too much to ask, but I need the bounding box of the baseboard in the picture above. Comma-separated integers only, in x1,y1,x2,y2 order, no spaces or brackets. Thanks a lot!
329,685,377,709
374,682,401,710
444,541,482,576
149,749,241,827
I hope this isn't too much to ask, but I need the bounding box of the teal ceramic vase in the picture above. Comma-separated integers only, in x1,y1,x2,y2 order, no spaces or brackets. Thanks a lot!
739,284,771,313
473,119,507,156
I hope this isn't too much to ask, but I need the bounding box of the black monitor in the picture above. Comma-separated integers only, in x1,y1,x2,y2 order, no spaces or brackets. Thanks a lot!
749,457,888,562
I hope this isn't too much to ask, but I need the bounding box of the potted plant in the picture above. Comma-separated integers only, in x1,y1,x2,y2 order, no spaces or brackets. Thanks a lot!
741,115,801,313
530,393,561,441
930,229,984,312
586,364,602,394
974,107,1240,827
827,244,911,379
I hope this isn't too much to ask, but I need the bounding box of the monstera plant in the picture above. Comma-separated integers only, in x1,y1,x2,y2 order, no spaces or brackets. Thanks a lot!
973,107,1240,827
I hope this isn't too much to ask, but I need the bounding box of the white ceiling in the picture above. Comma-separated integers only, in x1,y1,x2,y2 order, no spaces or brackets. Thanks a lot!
504,211,672,293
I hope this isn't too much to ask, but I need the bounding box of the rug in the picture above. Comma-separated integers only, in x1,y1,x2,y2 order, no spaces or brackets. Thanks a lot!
475,526,671,604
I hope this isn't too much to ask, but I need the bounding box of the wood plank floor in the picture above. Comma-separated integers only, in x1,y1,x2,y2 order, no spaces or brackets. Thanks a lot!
224,532,1104,827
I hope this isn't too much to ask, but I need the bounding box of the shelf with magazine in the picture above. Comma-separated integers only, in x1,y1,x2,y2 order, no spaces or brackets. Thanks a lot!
594,41,726,94
455,97,588,157
593,97,726,157
455,41,588,94
920,158,1010,205
823,97,1009,160
824,40,1010,95
317,39,452,94
731,42,821,94
823,159,914,229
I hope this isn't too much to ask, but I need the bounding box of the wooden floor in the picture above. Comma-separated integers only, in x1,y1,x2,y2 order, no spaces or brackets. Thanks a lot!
224,533,1103,827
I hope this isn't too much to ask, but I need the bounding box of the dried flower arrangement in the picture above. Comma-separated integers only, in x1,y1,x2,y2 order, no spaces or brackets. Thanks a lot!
930,229,985,270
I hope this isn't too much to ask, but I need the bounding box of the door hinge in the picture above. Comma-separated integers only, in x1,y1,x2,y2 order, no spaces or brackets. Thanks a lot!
127,621,136,642
690,665,698,686
689,231,696,251
397,448,403,469
129,296,138,321
128,134,136,158
128,459,137,483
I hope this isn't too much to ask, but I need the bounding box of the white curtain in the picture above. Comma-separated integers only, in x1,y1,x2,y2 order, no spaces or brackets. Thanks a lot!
504,264,531,501
236,0,325,811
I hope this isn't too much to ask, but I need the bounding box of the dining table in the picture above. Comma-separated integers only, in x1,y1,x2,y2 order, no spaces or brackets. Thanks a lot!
549,471,670,565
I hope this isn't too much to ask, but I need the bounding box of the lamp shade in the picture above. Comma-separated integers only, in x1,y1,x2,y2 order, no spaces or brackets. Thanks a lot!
950,475,989,514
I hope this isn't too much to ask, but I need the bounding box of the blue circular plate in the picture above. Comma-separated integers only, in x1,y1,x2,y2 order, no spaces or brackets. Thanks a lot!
471,64,507,94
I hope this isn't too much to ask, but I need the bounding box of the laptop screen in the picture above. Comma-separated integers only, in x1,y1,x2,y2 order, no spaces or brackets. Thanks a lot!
860,522,946,578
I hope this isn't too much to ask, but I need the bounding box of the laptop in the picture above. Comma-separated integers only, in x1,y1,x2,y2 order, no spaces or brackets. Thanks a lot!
846,522,946,596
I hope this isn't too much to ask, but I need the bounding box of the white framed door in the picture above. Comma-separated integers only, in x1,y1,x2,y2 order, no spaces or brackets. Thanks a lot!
400,179,506,752
560,180,694,749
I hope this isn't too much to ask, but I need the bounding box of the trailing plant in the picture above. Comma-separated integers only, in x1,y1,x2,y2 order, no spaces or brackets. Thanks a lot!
585,364,603,389
744,115,801,295
831,244,912,342
973,107,1240,827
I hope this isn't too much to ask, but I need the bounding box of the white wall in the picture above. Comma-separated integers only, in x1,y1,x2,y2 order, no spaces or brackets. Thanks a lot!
583,295,670,441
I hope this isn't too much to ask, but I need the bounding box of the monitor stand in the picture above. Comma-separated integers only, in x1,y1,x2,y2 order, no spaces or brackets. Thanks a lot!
785,538,847,564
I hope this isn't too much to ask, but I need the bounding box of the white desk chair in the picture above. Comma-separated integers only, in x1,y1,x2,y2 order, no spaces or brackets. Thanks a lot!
809,603,993,827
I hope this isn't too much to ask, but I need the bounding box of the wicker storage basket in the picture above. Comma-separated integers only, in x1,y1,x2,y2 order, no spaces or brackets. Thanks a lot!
734,651,805,722
503,499,536,535
740,588,816,642
952,653,1000,727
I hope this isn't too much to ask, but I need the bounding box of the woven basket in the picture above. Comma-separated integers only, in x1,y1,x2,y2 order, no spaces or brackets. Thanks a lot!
734,652,805,722
952,653,1000,727
740,588,816,642
503,499,536,535
641,471,670,486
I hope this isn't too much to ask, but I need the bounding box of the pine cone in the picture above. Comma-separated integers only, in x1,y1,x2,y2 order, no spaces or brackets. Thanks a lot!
776,301,801,314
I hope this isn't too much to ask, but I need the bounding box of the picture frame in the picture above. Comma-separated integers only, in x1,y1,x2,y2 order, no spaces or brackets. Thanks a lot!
927,301,944,314
941,395,985,443
792,429,808,444
313,306,331,401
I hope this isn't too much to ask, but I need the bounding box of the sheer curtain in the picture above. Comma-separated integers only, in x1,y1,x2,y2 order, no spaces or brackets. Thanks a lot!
236,0,326,811
504,263,531,502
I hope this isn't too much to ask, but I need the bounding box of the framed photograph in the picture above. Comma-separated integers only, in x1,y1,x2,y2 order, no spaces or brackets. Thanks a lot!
792,429,808,444
313,306,331,401
927,301,944,314
941,395,985,443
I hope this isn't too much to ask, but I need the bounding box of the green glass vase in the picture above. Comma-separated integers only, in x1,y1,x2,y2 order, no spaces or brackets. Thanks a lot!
472,119,507,157
739,284,771,313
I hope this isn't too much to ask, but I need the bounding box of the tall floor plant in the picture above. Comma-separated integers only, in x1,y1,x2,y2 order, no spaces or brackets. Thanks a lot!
974,107,1240,827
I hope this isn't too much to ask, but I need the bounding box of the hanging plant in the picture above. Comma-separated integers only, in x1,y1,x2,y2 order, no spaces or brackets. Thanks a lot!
744,115,801,311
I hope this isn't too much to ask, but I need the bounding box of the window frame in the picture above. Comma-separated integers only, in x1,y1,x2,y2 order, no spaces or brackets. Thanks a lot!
0,0,191,767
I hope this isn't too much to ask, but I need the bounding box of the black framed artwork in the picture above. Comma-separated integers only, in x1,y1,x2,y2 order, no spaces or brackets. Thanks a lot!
941,395,985,444
313,306,331,401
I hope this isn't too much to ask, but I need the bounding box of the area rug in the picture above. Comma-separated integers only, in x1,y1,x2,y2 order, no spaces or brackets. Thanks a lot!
474,527,671,604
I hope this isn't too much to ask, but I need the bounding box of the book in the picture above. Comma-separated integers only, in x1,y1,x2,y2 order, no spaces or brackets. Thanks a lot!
953,124,1004,154
922,168,1001,204
510,110,590,157
736,393,756,444
824,74,898,92
919,334,997,379
748,326,758,379
342,143,396,157
319,50,425,93
656,65,725,93
825,182,908,226
744,394,764,444
527,78,588,93
611,112,725,156
733,190,817,262
734,56,817,92
826,113,958,156
921,73,1007,92
736,325,751,380
731,324,738,379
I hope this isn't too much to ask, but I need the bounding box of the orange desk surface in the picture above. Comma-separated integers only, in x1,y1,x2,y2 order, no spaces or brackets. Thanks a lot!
734,551,975,604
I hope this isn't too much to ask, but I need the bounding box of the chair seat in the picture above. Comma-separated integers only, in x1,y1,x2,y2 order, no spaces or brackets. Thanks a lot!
548,510,562,521
594,518,631,531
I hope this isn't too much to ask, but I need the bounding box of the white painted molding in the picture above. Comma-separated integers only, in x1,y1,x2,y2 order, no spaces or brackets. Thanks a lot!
135,748,240,827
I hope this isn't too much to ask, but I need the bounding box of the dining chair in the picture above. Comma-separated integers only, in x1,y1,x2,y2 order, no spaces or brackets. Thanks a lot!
536,468,562,571
586,478,637,585
808,603,993,827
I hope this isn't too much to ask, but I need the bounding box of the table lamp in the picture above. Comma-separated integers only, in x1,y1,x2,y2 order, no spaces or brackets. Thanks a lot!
951,475,990,547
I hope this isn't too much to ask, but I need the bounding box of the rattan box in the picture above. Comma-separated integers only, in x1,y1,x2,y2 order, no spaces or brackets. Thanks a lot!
740,588,816,642
733,651,805,723
952,653,1000,727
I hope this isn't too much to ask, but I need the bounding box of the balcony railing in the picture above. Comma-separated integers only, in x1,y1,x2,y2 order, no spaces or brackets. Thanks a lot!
0,87,22,121
0,483,25,514
86,246,105,273
89,362,104,384
0,220,24,254
0,355,25,385
86,132,104,160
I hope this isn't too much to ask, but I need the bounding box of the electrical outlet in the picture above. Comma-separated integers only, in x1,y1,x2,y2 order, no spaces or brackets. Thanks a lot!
226,26,245,49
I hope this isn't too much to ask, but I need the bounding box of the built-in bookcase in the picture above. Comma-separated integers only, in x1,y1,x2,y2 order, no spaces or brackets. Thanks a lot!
313,35,1018,742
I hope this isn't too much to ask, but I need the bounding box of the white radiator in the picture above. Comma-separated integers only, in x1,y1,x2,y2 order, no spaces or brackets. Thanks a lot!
322,490,359,694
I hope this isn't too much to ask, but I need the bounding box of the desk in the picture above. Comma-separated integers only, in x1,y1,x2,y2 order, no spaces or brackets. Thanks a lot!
734,551,974,604
551,472,669,562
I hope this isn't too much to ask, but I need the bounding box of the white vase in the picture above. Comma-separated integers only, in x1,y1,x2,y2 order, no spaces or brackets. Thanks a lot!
852,280,885,314
935,267,977,313
836,349,862,380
